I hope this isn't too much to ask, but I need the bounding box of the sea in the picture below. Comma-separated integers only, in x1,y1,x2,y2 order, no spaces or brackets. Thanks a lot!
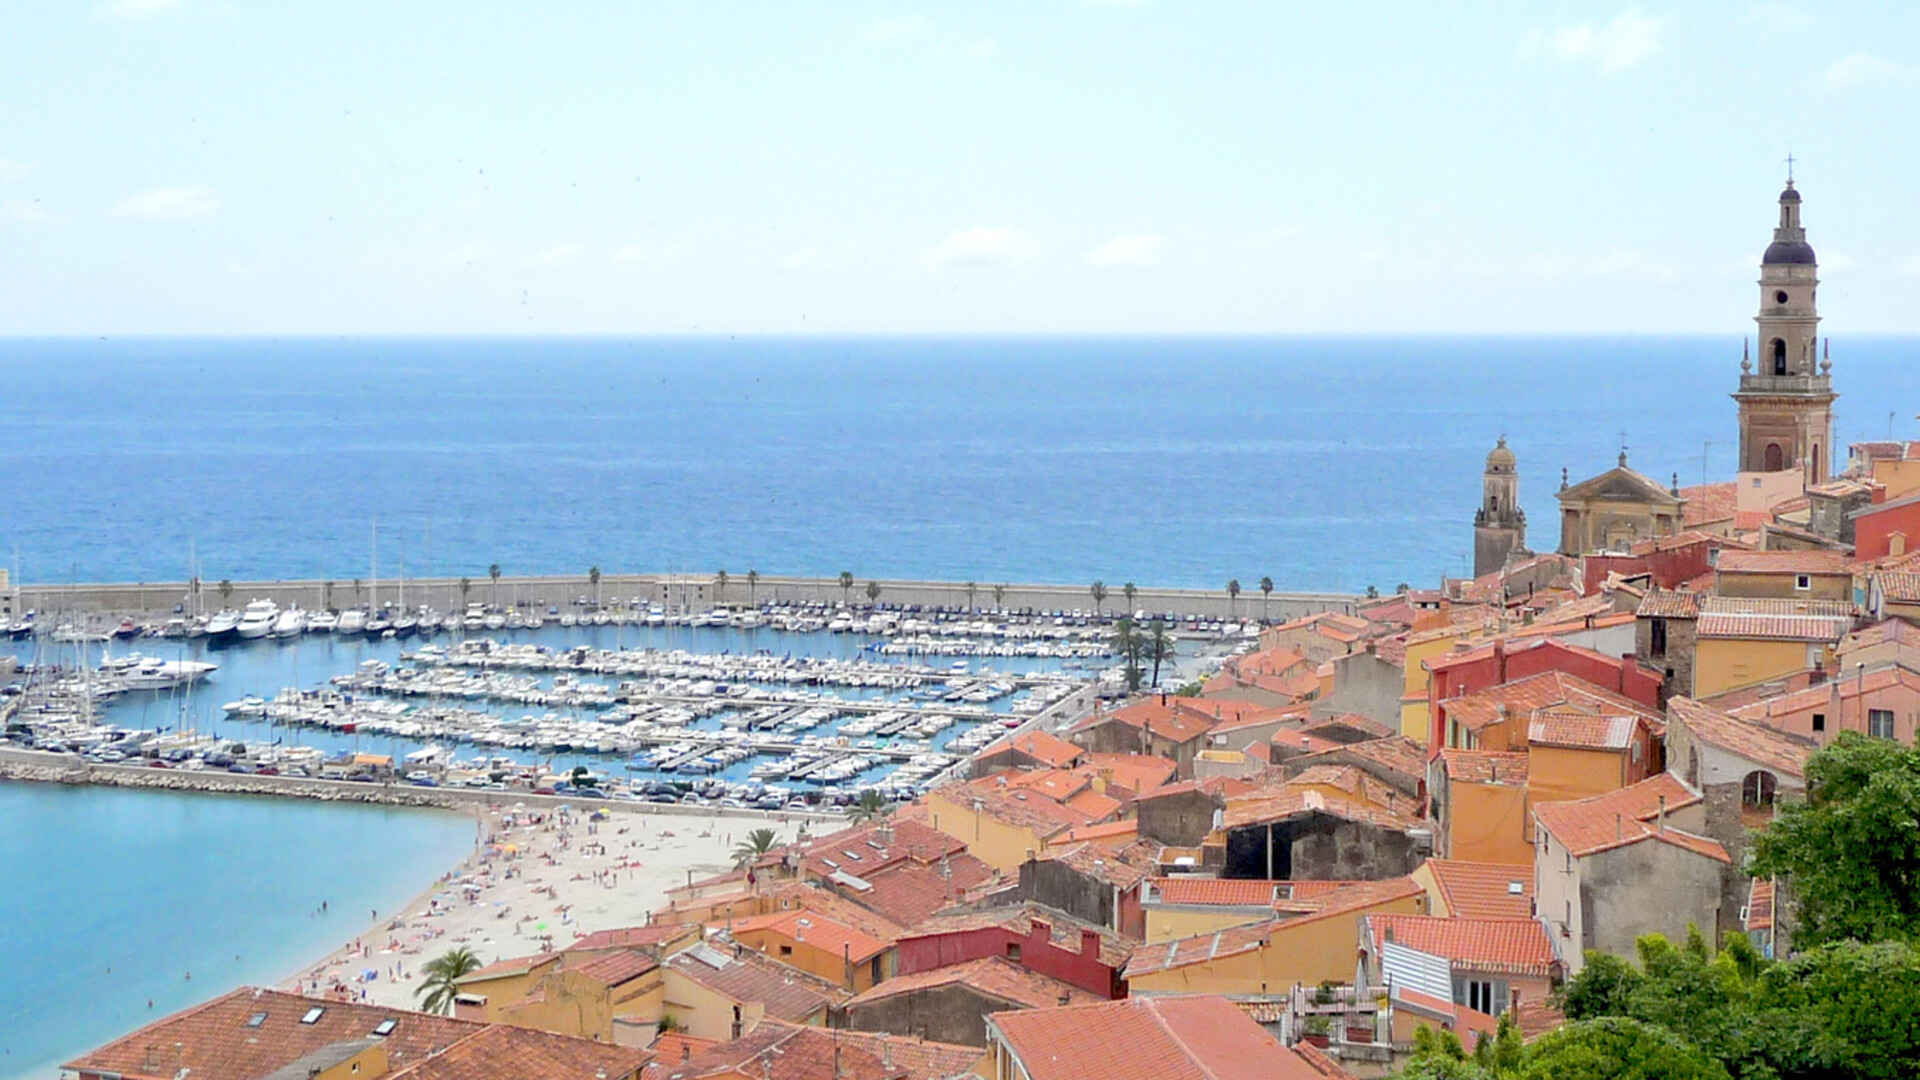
1,334,1915,1076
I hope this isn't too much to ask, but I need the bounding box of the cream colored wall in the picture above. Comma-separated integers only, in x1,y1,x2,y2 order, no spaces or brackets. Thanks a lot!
662,968,770,1042
926,791,1046,873
1144,905,1270,945
1874,459,1920,501
1695,638,1823,698
1717,572,1850,601
1445,781,1533,866
501,968,665,1041
453,957,561,1022
1127,893,1426,996
1528,746,1626,806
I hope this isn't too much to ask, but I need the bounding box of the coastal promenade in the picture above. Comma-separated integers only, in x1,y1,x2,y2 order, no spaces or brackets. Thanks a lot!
14,571,1361,622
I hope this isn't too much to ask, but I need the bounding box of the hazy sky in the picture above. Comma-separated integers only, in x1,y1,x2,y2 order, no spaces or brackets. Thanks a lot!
2,2,1917,334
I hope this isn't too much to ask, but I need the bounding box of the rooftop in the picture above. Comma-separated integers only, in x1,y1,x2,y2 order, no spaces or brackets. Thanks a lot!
1146,876,1281,908
1532,774,1728,863
729,908,893,964
1438,750,1529,785
901,903,1135,969
1718,550,1855,575
1367,914,1557,978
1667,697,1813,779
664,943,851,1020
979,729,1085,769
1420,860,1534,920
989,994,1325,1080
846,955,1100,1012
390,1024,650,1080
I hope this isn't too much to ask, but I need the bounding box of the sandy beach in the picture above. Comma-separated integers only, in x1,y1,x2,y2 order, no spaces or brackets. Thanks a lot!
279,802,832,1011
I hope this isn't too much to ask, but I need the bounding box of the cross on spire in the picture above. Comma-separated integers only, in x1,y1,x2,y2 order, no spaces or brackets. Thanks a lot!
1784,152,1795,182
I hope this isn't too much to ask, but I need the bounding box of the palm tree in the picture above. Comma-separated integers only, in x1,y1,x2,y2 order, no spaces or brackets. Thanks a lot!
732,827,779,870
1146,618,1175,689
715,569,728,604
964,581,978,613
849,789,891,824
588,566,601,608
488,563,501,608
1090,581,1107,617
1110,618,1144,692
415,945,482,1015
218,579,233,604
1259,576,1274,624
459,577,472,606
1226,579,1241,618
747,569,759,606
865,580,881,607
838,571,854,606
1122,582,1137,617
322,580,334,610
992,583,1007,610
351,578,362,603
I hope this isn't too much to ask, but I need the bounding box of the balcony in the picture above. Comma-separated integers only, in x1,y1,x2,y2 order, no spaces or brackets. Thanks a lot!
1736,373,1832,395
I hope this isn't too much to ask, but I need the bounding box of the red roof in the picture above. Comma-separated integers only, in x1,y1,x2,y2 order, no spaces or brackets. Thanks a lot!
1441,671,1659,734
729,908,892,963
846,955,1099,1011
980,729,1086,769
1147,877,1280,907
570,950,659,988
988,994,1326,1080
1532,774,1729,864
1127,878,1424,977
1420,860,1534,920
1668,697,1813,779
1438,750,1528,785
1718,550,1855,575
1366,915,1557,977
392,1024,651,1080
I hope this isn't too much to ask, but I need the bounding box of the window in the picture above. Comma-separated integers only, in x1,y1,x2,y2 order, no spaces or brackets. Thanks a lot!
1743,771,1778,809
1870,709,1896,739
779,945,793,957
1006,943,1022,961
871,956,883,984
1772,338,1787,375
1649,618,1668,658
1812,712,1826,733
1765,444,1785,472
1795,574,1811,591
1460,979,1501,1015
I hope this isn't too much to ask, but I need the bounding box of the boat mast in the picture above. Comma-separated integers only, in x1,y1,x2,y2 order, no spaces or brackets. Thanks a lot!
370,521,378,614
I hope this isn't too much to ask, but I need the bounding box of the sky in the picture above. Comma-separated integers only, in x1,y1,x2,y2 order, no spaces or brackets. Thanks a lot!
2,2,1918,335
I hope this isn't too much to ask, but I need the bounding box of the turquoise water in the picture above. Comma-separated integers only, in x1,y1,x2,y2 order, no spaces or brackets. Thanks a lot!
0,783,476,1080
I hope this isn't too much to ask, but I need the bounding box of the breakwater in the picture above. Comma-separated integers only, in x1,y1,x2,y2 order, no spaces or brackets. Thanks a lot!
14,571,1359,622
0,749,838,824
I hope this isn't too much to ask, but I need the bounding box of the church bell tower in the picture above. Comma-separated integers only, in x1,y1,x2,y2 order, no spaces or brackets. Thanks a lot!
1735,174,1836,484
1474,436,1528,577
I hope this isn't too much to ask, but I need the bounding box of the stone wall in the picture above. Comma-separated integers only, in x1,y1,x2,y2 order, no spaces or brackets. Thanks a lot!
1136,788,1222,847
841,983,1016,1047
1015,859,1115,932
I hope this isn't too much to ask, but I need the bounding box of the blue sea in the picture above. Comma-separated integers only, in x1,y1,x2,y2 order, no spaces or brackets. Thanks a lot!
2,335,1916,1078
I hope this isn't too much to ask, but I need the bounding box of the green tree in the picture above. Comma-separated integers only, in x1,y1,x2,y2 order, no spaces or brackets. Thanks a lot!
1521,1017,1729,1080
1259,575,1274,623
1089,581,1107,617
1226,578,1241,618
732,826,779,870
747,569,759,606
588,566,601,607
1749,732,1920,948
849,789,891,824
1110,618,1144,692
1145,618,1175,688
715,569,728,603
964,581,978,612
415,945,482,1015
992,583,1007,609
1122,582,1137,616
458,576,472,606
218,579,233,603
488,563,501,607
838,571,854,605
865,579,881,606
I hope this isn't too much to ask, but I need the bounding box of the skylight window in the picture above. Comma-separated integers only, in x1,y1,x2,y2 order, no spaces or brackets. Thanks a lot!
246,1012,268,1028
371,1019,397,1037
300,1007,325,1025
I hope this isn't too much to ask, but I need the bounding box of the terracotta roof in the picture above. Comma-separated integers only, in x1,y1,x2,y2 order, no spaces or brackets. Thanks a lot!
1509,1000,1567,1041
1746,878,1776,933
1367,915,1556,978
1438,750,1528,785
1532,775,1728,863
1697,609,1854,642
1082,753,1180,795
571,949,659,988
1878,572,1920,603
456,952,559,985
1636,589,1704,619
662,1021,900,1080
64,988,479,1080
1074,698,1216,744
1667,697,1812,779
756,882,908,943
902,903,1135,969
847,955,1099,1012
569,924,693,953
852,852,997,927
1220,787,1417,832
391,1024,650,1080
1421,860,1534,920
1526,710,1641,752
821,1029,985,1080
931,778,1095,836
988,993,1326,1080
1147,876,1280,908
1718,550,1855,575
645,1033,717,1070
1056,819,1141,845
797,818,969,879
980,729,1085,768
1127,878,1424,978
1680,482,1737,527
1300,712,1397,741
1041,839,1156,891
1441,671,1659,734
1294,736,1427,785
664,944,851,1021
730,907,892,964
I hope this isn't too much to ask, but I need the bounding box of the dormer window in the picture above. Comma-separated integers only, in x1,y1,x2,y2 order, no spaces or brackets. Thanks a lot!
1795,574,1811,591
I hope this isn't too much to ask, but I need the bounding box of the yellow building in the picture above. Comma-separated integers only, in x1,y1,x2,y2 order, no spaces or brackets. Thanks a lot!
924,781,1087,873
1694,597,1852,698
661,943,850,1042
498,952,665,1046
727,908,894,992
1715,550,1854,601
1429,751,1533,866
1140,877,1281,944
1123,878,1427,996
453,953,564,1022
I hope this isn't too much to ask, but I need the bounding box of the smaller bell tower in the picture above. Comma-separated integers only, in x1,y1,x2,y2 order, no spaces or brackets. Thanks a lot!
1474,436,1528,577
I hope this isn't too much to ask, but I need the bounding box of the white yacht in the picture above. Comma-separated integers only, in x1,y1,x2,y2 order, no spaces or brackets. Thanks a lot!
337,609,368,635
236,600,279,640
206,609,243,643
307,611,339,633
271,608,307,638
103,654,219,691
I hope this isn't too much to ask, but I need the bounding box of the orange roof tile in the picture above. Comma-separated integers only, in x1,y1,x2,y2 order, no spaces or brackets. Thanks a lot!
1526,710,1642,751
1667,697,1813,779
845,852,997,927
1421,860,1534,919
646,1033,717,1069
1147,877,1280,907
1680,482,1737,527
1635,588,1704,619
980,729,1086,768
568,924,694,953
1221,788,1417,832
729,908,892,964
661,1021,898,1080
663,944,850,1020
570,949,659,988
1439,750,1528,785
847,955,1100,1011
988,994,1326,1080
1441,671,1659,734
391,1024,650,1080
1082,752,1180,795
1718,549,1855,575
1367,915,1557,977
1532,775,1728,863
819,1030,985,1080
1127,878,1424,977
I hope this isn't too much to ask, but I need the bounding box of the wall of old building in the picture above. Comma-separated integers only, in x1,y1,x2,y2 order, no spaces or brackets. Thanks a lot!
1015,860,1114,932
1222,816,1425,881
1136,788,1223,847
843,983,1022,1047
1576,841,1726,975
1317,651,1405,731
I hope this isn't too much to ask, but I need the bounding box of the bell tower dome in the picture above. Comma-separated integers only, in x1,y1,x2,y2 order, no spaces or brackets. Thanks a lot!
1736,173,1837,484
1473,436,1528,577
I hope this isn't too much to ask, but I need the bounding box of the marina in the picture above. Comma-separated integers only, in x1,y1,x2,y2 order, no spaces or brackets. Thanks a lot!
1,601,1141,811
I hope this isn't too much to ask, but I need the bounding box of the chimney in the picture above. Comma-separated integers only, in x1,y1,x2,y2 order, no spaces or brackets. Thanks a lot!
732,1004,744,1040
1081,928,1101,960
1029,919,1051,951
1615,813,1622,841
1493,636,1507,683
1058,992,1072,1006
1657,795,1666,832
